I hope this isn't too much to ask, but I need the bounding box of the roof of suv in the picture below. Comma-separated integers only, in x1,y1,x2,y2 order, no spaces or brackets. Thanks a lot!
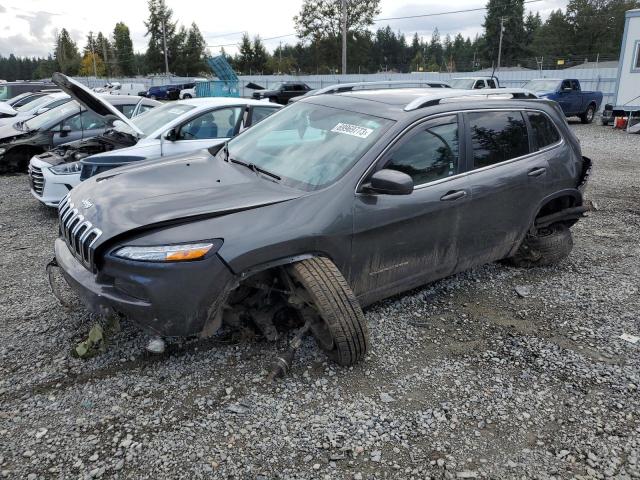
302,87,540,120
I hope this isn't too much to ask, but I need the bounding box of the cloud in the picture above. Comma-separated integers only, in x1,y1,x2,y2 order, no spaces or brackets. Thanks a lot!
0,5,6,13
16,10,57,41
0,33,51,57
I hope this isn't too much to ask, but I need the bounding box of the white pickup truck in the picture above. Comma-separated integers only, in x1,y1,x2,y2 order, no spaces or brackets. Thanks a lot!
449,76,500,89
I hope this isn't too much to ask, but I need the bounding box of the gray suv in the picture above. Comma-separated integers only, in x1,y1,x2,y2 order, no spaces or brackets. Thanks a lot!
51,86,592,369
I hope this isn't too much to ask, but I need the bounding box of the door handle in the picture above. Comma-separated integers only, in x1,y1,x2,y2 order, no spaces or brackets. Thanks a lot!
528,167,547,177
440,190,467,201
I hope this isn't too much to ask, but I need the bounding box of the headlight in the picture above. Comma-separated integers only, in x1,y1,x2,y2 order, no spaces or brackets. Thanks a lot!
0,148,5,155
50,161,82,175
114,242,217,262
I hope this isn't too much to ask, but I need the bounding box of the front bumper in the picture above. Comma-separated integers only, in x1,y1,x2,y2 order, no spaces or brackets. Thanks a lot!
54,238,236,337
29,156,81,207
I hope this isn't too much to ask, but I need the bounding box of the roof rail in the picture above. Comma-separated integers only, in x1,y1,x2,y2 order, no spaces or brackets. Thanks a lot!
404,88,539,111
307,80,451,97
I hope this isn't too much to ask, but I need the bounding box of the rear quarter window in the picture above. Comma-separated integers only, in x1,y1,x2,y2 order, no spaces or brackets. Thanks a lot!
468,111,530,168
527,111,561,150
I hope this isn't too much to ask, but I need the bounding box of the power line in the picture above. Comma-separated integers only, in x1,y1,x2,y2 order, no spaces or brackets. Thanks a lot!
207,0,546,48
373,0,544,22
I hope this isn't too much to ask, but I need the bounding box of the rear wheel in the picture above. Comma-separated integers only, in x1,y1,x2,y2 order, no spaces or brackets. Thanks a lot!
580,104,596,124
183,93,192,99
289,257,369,366
506,223,573,268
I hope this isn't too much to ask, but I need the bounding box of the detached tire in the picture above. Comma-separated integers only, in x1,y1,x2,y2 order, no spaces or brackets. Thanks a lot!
290,257,369,366
580,104,596,124
507,223,573,268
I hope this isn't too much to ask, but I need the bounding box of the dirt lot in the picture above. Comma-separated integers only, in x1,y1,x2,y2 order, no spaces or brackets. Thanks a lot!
0,122,639,480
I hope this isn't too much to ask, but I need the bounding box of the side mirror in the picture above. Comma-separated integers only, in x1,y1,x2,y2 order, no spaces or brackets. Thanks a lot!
164,128,177,141
364,169,414,195
60,125,72,137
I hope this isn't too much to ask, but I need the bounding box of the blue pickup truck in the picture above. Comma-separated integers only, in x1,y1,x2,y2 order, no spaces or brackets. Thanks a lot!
522,78,603,124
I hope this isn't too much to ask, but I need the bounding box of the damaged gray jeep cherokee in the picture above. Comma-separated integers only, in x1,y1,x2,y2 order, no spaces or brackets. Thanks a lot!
51,85,592,367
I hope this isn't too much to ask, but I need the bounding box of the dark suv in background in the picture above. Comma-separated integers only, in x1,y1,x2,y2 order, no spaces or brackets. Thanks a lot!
252,81,312,104
52,85,591,370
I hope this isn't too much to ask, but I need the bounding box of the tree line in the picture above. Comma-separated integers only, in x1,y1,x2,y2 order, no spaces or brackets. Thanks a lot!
0,0,637,81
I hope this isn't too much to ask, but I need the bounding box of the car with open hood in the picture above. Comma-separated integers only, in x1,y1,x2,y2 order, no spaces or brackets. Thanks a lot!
0,92,71,128
51,83,592,374
0,75,160,175
29,76,281,207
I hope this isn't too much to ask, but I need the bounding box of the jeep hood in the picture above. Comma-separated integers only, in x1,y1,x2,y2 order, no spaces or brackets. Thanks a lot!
52,72,143,136
66,149,304,248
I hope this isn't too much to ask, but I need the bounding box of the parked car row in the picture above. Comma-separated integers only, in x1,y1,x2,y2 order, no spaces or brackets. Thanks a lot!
35,74,591,373
29,76,280,206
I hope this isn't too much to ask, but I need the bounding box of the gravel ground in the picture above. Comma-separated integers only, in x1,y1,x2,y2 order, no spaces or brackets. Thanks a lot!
1,122,639,480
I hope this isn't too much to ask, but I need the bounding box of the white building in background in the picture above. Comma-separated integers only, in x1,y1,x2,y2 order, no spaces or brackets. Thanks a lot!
612,9,640,120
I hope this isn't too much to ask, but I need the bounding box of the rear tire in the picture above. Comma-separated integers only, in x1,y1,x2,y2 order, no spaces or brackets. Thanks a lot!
289,257,369,366
580,104,596,124
183,94,192,99
506,223,573,268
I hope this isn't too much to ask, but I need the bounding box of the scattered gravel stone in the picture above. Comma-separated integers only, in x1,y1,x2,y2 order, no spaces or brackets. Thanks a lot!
0,123,638,478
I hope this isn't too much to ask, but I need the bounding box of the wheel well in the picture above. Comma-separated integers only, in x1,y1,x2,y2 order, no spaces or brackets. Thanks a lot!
536,195,578,219
7,145,44,171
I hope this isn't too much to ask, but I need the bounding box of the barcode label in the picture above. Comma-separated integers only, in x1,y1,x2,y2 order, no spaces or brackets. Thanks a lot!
331,123,373,139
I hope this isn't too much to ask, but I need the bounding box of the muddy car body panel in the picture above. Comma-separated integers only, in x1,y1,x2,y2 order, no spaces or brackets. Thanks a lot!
54,88,590,338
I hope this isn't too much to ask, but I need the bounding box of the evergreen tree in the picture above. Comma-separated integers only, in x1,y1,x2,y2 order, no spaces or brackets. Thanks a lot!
252,36,269,74
483,0,526,67
55,28,80,75
113,22,135,76
180,23,207,76
144,0,176,73
236,33,253,74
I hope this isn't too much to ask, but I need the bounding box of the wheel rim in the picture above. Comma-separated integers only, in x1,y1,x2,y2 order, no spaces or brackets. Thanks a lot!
587,108,594,121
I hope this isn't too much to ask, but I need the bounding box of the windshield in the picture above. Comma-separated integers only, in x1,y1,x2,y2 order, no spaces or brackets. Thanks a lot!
15,94,58,112
116,102,195,137
24,100,80,131
227,102,393,191
522,79,561,92
449,79,476,89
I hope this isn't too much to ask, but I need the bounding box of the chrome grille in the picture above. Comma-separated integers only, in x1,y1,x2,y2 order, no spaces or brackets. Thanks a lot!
58,195,102,271
29,166,45,196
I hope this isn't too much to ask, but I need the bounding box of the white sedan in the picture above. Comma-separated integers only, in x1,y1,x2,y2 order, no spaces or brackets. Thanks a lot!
30,96,280,207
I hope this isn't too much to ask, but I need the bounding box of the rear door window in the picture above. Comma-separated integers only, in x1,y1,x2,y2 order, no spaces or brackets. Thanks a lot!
467,111,530,168
527,111,561,150
384,114,460,185
249,106,279,126
178,107,242,140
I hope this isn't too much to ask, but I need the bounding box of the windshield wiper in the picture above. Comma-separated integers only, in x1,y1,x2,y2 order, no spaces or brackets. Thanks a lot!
230,157,281,181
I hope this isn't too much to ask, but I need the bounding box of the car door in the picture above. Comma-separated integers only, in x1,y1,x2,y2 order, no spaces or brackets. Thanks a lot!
161,106,243,157
79,109,108,139
454,109,548,270
557,80,574,114
351,114,471,298
51,112,84,145
570,80,583,112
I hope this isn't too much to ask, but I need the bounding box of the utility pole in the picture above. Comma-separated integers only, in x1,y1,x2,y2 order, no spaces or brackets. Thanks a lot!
497,16,505,71
161,19,169,76
341,0,347,75
279,41,282,74
89,31,97,78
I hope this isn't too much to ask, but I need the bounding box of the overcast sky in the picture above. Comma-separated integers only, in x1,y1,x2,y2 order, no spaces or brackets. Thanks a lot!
0,0,567,58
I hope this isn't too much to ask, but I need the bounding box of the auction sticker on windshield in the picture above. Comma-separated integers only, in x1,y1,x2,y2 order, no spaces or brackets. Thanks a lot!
331,123,373,139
